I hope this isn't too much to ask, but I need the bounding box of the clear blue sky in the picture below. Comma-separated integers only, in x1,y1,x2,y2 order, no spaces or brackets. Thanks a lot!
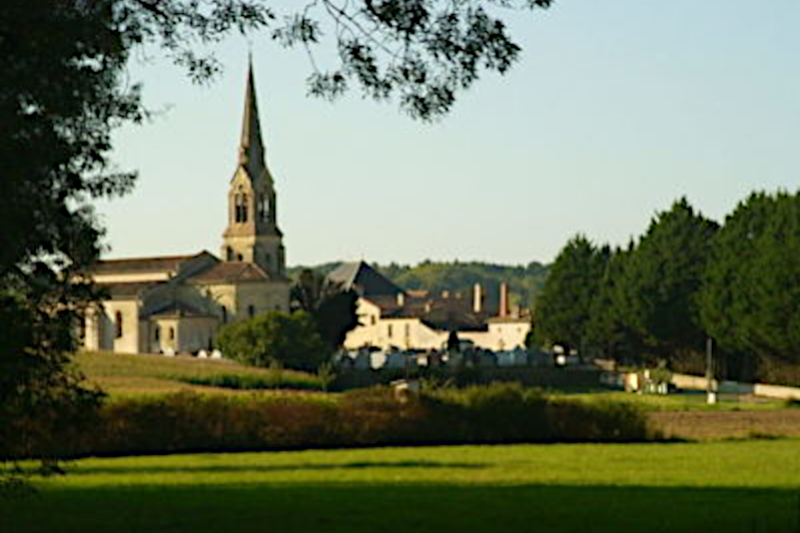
100,0,800,266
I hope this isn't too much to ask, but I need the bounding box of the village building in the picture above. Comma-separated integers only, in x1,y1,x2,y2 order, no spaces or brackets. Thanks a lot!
327,261,531,352
82,62,290,354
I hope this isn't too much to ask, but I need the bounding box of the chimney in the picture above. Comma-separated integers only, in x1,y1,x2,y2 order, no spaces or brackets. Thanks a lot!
499,282,509,318
473,283,483,314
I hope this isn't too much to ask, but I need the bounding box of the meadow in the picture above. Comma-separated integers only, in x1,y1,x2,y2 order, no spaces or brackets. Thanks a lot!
5,353,798,532
74,351,324,396
4,440,800,533
73,351,800,443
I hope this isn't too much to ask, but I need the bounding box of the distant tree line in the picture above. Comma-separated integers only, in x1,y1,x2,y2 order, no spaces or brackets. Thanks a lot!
532,192,800,384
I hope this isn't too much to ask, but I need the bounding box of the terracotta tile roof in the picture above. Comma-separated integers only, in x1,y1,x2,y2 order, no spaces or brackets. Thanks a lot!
187,261,271,284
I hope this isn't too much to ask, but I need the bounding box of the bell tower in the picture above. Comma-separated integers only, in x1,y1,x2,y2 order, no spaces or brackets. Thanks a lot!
221,59,286,277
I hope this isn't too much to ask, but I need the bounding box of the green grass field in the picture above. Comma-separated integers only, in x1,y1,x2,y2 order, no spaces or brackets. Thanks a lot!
4,441,799,533
74,351,322,396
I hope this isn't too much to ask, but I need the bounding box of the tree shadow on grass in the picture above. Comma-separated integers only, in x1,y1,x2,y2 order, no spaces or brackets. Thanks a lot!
66,460,491,476
3,483,798,533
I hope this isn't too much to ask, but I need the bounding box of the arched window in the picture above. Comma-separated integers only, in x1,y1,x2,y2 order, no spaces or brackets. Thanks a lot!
115,311,123,338
169,327,175,341
154,326,160,341
226,247,234,261
257,194,268,221
235,193,248,223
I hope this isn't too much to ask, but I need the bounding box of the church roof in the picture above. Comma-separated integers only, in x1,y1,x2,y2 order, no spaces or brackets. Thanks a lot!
327,261,403,298
91,254,195,275
146,300,214,319
96,281,162,299
187,261,272,284
237,57,266,181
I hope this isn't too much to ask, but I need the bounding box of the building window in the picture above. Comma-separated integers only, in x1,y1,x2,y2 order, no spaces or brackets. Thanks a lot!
248,305,255,318
235,193,248,223
115,311,123,338
371,316,376,326
237,253,244,261
226,247,233,261
221,306,227,324
154,326,160,341
405,324,410,338
387,324,393,338
169,327,175,341
257,194,268,221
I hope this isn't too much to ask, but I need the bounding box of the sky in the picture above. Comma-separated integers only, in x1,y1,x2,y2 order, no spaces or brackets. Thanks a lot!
100,0,800,267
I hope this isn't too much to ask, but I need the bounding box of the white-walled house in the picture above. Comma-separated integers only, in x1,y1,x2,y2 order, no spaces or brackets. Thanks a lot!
328,262,532,352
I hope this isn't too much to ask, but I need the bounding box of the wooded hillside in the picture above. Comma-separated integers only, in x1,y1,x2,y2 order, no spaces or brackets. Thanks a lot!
288,261,550,310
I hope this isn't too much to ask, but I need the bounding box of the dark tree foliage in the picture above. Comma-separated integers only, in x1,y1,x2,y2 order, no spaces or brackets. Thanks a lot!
112,0,553,120
532,235,609,355
290,269,359,348
278,0,553,119
0,0,134,467
447,330,461,352
618,199,718,362
216,311,331,372
700,191,800,378
584,246,644,364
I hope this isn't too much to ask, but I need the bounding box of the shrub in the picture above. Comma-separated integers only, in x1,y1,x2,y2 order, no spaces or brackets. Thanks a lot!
548,400,651,442
46,384,655,458
174,373,323,391
217,311,331,372
755,356,800,388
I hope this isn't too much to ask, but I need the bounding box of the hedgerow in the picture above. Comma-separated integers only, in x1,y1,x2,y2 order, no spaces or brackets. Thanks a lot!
23,383,657,458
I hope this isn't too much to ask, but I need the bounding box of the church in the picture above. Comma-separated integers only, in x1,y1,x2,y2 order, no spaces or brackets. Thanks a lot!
82,62,290,355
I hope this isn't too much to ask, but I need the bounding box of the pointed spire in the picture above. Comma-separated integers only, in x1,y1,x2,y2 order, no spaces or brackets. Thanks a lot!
239,56,265,173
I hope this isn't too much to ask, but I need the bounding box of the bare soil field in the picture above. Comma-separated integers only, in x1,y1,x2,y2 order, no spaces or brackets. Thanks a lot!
649,409,800,440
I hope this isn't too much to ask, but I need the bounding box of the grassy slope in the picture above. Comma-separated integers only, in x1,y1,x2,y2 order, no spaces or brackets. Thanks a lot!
75,351,321,396
5,441,800,533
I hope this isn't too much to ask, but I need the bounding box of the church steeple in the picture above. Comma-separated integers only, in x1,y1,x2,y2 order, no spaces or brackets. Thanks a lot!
221,58,286,278
239,58,266,178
